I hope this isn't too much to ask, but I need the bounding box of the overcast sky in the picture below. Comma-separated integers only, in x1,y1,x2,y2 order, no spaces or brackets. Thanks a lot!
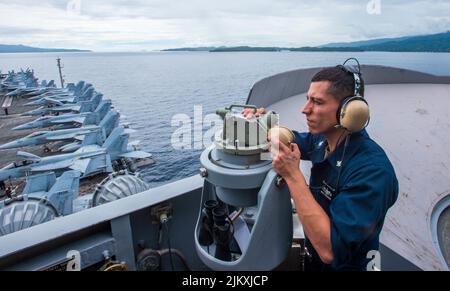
0,0,449,51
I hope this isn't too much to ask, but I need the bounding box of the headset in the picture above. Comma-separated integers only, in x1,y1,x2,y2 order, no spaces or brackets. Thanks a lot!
332,58,370,192
335,58,370,133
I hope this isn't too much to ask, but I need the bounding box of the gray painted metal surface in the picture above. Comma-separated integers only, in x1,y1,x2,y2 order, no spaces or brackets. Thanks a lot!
430,194,450,268
194,170,293,270
0,175,204,270
4,232,116,271
0,197,59,237
195,108,293,270
92,172,149,206
111,215,137,270
200,147,272,191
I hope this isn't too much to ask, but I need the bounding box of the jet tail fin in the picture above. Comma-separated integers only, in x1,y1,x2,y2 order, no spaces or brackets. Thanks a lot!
22,172,57,194
98,110,120,138
93,100,111,121
50,170,81,193
102,127,127,155
47,170,81,215
81,130,103,147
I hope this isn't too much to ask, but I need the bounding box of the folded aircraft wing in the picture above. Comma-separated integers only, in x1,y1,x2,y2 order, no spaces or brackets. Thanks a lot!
51,116,86,124
69,158,91,173
42,97,65,106
54,104,81,112
70,154,111,175
31,159,74,172
119,151,152,159
46,133,79,140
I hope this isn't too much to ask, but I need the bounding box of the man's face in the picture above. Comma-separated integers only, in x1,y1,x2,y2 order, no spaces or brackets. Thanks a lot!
302,81,340,135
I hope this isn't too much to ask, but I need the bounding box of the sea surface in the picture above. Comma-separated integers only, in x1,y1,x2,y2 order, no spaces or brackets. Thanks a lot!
1,51,450,187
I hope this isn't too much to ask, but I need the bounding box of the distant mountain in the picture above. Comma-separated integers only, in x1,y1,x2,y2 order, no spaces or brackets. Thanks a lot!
289,47,363,52
0,44,91,53
209,46,363,52
323,31,450,52
162,47,217,52
361,31,450,52
320,36,412,48
210,46,282,52
162,31,450,53
163,46,362,52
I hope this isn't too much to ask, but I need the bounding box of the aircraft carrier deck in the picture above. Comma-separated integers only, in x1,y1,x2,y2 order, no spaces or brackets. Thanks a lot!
0,86,153,200
0,93,48,166
0,93,107,196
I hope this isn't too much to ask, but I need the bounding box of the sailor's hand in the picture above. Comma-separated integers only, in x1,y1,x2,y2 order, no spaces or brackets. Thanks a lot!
271,140,301,180
242,107,266,119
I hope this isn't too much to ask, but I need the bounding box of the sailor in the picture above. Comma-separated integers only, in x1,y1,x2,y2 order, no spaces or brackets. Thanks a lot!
5,186,12,199
243,62,398,271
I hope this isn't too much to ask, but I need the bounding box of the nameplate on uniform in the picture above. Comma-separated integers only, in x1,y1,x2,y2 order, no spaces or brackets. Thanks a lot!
320,180,336,201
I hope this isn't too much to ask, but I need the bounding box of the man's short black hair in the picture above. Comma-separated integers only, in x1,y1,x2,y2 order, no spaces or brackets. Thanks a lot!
311,66,365,100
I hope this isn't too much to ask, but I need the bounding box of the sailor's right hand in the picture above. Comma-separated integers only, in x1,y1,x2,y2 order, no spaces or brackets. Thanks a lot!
242,107,266,119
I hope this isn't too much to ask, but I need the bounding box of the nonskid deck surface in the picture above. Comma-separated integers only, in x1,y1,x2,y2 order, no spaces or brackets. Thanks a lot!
0,93,49,168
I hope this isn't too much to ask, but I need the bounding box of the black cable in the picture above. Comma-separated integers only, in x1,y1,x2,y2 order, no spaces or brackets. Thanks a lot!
226,214,235,238
158,248,191,271
333,129,347,153
335,134,351,192
326,128,346,160
163,222,175,271
157,223,162,249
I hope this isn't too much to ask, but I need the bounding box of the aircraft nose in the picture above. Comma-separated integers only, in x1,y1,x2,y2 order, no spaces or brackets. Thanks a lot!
25,100,40,106
12,123,32,130
0,141,17,150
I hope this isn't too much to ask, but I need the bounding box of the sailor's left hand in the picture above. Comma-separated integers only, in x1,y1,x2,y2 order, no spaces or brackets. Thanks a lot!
271,140,301,180
242,107,266,119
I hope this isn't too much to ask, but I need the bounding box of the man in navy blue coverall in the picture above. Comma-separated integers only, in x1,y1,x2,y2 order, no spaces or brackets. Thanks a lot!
243,67,398,271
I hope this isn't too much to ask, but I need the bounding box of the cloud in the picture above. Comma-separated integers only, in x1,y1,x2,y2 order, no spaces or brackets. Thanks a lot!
0,0,449,51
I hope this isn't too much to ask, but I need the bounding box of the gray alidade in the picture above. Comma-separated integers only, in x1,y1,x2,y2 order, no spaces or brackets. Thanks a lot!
195,104,293,270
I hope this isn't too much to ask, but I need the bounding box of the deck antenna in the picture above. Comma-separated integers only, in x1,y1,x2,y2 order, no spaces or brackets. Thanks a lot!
56,57,65,88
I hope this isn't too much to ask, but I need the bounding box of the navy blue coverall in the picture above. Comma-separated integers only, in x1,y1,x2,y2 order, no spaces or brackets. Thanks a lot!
293,129,399,270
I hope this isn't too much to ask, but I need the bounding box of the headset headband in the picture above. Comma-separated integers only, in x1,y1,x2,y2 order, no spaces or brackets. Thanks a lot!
338,58,362,97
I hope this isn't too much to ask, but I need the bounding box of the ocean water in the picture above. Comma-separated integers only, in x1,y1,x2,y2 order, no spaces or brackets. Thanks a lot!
1,51,450,187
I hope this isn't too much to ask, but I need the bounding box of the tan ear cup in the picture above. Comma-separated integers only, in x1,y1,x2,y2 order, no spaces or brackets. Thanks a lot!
340,99,370,132
268,125,295,146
